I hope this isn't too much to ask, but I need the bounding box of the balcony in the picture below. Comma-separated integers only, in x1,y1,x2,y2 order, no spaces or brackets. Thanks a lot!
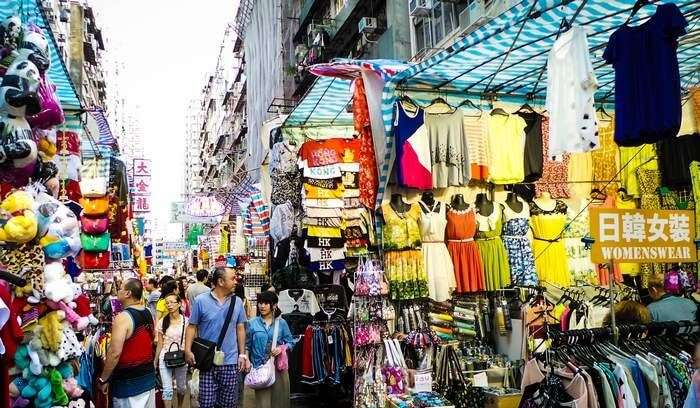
297,0,327,41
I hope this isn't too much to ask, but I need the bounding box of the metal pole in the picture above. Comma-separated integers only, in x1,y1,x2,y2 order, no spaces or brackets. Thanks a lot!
608,261,618,345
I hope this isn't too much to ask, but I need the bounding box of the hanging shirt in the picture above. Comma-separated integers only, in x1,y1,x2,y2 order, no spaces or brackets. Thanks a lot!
277,289,321,315
488,113,527,184
546,25,598,156
393,101,432,189
603,4,688,146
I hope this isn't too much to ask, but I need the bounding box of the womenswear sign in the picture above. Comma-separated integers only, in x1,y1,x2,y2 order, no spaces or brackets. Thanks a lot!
589,208,696,263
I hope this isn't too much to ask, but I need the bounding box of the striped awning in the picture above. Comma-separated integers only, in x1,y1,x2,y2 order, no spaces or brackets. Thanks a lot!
283,76,354,128
0,0,81,108
89,108,117,148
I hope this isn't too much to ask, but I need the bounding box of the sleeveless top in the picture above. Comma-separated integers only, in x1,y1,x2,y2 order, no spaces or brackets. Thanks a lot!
381,202,422,250
111,307,156,398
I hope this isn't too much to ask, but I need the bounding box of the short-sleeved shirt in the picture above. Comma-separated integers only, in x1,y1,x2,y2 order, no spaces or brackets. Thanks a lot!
156,316,189,360
648,295,697,322
189,292,247,365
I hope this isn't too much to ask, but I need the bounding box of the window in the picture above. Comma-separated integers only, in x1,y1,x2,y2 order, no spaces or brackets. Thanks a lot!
412,1,464,55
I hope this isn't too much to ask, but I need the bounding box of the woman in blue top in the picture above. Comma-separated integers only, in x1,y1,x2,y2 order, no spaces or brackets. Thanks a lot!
246,291,296,408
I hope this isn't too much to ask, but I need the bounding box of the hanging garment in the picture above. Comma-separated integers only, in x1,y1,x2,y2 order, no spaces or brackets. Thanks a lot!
487,113,527,184
299,138,361,168
620,144,658,198
475,205,511,290
690,161,700,239
531,199,570,286
393,101,432,189
658,134,700,188
518,111,544,182
418,201,456,302
425,109,469,187
562,199,597,285
546,25,598,155
502,199,538,286
604,3,688,146
446,208,485,293
591,115,620,196
463,114,490,181
568,152,593,198
382,203,427,300
536,117,570,198
353,77,379,209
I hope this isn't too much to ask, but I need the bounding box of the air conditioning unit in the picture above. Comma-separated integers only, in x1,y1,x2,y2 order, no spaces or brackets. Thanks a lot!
358,17,378,34
459,0,488,32
409,0,433,17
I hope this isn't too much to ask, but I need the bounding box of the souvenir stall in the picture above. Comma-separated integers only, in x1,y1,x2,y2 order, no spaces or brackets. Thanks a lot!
0,2,128,408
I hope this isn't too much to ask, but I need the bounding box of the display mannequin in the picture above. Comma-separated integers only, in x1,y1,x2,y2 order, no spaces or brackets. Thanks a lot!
390,193,412,214
533,191,556,210
421,191,439,213
505,192,523,213
450,194,469,211
475,192,493,215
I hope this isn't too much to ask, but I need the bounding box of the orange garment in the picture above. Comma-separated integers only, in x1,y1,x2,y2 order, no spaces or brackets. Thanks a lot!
591,195,624,285
299,138,361,167
446,208,485,292
352,77,378,209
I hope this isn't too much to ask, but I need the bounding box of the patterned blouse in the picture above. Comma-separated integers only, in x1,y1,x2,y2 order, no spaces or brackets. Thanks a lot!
536,117,570,199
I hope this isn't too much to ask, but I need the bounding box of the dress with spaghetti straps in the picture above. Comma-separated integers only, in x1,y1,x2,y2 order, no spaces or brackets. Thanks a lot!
446,207,485,293
418,201,456,301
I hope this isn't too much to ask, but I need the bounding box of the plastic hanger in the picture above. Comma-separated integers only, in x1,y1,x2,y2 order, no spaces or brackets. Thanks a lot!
457,98,483,117
625,0,653,26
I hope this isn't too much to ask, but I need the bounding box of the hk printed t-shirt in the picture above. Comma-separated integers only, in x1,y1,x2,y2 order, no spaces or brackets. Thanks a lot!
298,138,361,168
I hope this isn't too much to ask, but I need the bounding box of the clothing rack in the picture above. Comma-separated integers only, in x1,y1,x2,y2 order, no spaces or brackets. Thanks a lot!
548,320,700,347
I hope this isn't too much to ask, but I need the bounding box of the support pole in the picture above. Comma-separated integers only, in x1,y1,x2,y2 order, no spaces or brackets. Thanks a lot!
608,261,618,345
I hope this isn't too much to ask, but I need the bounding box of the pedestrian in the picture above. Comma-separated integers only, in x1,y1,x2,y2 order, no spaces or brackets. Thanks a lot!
145,277,160,318
647,274,698,322
154,293,190,408
177,276,191,317
157,279,180,322
246,291,296,408
187,269,210,306
184,267,249,408
98,278,156,407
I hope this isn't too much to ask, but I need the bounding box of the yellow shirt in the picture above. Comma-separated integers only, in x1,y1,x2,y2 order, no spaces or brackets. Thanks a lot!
304,183,344,199
619,144,657,198
307,225,343,238
488,114,526,184
156,298,167,314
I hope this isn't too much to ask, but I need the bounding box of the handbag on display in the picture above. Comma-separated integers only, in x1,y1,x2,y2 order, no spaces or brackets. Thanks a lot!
245,318,279,390
164,319,187,368
79,251,110,269
79,159,108,198
80,232,111,252
381,338,407,395
191,296,235,371
80,196,109,215
80,214,109,234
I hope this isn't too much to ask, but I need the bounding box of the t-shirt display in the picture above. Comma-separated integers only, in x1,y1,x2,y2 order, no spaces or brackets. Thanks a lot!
604,3,688,146
393,101,432,189
488,113,527,184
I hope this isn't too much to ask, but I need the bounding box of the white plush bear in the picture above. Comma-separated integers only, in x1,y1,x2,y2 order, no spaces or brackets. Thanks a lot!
43,262,74,304
35,192,81,259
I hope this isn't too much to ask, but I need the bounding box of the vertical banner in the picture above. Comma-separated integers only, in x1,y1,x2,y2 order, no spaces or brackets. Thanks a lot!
132,158,151,214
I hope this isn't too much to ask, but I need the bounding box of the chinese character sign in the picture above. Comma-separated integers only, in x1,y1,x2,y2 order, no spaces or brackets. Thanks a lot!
590,209,696,263
133,176,151,195
133,195,151,213
132,159,151,176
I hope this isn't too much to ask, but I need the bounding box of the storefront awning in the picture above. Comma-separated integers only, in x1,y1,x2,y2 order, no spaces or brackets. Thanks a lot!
283,76,354,128
387,0,699,101
0,0,82,109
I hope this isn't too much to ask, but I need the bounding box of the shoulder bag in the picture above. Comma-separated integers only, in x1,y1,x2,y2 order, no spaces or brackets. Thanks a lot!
191,297,236,371
245,318,279,389
164,318,187,368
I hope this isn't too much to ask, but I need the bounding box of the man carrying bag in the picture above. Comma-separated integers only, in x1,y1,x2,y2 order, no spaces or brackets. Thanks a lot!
185,267,249,408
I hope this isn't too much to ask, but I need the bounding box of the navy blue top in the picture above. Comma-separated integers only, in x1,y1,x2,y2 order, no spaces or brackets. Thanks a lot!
393,101,425,185
603,3,687,147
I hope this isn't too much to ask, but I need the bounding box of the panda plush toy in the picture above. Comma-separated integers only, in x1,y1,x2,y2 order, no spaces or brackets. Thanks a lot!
0,16,22,68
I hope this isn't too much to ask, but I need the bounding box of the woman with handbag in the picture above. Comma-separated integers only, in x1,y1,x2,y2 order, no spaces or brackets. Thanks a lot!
154,293,190,408
245,291,297,408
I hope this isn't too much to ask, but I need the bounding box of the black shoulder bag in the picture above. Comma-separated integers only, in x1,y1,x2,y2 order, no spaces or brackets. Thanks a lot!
164,318,187,368
191,297,236,371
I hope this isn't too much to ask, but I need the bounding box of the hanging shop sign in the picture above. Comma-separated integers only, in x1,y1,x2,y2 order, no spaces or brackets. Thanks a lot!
132,195,151,213
589,209,697,263
170,201,222,224
185,195,226,217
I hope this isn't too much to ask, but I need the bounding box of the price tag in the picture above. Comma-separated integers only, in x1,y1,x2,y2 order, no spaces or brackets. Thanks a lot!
473,372,488,387
414,371,432,393
327,335,333,344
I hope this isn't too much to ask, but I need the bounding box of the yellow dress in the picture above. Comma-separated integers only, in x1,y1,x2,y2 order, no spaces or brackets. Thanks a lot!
567,152,593,198
382,203,427,300
487,114,527,184
530,200,570,286
619,144,658,198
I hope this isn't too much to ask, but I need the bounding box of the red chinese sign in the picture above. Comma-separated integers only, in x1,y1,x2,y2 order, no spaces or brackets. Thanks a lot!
132,195,151,213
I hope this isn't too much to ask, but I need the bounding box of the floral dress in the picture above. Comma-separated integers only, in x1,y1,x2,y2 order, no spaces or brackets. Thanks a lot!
501,200,538,286
381,203,428,300
536,117,570,199
562,200,597,284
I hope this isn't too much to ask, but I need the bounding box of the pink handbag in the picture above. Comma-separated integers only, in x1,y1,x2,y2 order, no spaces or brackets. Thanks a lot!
27,76,64,129
80,214,109,234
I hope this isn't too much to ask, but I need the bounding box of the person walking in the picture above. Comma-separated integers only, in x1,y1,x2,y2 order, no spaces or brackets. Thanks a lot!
187,269,210,306
144,277,160,318
184,267,249,408
246,291,296,408
98,278,156,407
154,293,189,408
157,279,180,322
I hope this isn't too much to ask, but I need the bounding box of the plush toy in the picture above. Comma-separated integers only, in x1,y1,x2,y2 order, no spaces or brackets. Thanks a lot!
67,400,86,408
43,262,74,304
30,333,60,367
0,241,45,301
35,128,57,161
35,194,81,259
20,374,52,408
63,377,82,399
57,322,83,361
0,16,22,66
37,310,64,352
0,190,38,243
49,368,68,406
46,299,89,331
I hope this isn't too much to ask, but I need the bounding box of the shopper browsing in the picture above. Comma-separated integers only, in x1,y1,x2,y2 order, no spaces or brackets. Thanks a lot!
184,267,249,408
647,274,698,322
144,277,160,318
98,278,157,407
187,269,210,305
246,291,297,408
156,279,180,322
154,293,190,408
